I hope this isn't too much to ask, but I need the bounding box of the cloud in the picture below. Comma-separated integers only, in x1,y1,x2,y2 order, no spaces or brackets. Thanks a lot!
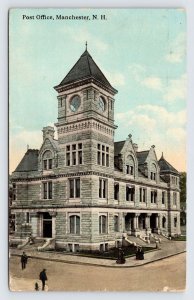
128,62,186,102
165,32,186,63
166,127,186,143
102,69,125,86
128,64,146,81
141,77,163,91
163,74,187,102
137,104,186,127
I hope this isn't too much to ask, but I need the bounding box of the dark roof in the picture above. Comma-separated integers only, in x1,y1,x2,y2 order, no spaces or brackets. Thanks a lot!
136,151,149,165
55,50,117,92
14,149,39,172
158,154,179,175
114,141,125,156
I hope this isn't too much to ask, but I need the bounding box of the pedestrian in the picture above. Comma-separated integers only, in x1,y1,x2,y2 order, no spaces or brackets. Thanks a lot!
21,251,28,270
39,268,48,291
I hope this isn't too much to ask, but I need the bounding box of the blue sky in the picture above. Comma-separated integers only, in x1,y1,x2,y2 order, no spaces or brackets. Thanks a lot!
9,8,186,172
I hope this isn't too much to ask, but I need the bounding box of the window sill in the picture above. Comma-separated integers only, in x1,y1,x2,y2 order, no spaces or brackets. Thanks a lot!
69,198,81,203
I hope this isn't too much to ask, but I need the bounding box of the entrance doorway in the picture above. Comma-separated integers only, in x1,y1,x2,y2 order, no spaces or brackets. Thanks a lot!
150,214,156,233
42,212,52,238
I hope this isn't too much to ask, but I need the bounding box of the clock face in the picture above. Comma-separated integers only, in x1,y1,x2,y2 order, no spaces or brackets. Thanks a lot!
70,95,81,112
97,96,105,112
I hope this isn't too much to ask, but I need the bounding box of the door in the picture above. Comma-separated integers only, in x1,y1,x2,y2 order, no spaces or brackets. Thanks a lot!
42,213,52,238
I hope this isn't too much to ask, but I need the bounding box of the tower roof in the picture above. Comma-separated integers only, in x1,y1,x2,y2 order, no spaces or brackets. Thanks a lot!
54,49,117,94
158,154,179,175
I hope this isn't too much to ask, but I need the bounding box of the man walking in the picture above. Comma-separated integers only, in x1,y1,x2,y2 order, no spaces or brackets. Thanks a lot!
39,269,48,291
21,251,28,270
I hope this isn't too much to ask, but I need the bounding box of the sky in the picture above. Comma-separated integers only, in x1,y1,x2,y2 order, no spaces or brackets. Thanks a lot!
9,8,186,173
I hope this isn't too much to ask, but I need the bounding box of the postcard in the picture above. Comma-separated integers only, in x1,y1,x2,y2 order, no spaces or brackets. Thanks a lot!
9,8,186,292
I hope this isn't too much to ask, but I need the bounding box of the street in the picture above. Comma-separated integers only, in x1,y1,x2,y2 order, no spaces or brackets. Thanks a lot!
9,252,186,292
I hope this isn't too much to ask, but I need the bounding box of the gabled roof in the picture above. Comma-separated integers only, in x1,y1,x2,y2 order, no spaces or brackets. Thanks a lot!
136,150,149,165
14,149,39,172
158,154,179,175
114,141,125,156
55,49,117,93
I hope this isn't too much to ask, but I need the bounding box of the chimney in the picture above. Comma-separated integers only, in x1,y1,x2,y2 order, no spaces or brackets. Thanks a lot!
133,143,138,152
42,126,55,140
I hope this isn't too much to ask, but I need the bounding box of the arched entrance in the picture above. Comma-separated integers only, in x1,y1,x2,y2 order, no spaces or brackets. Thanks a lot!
125,213,134,233
150,214,157,233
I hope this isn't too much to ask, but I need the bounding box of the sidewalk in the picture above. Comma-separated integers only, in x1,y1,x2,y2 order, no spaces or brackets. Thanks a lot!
10,240,186,268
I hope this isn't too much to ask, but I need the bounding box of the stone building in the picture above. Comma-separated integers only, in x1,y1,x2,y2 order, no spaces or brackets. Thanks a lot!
10,48,181,252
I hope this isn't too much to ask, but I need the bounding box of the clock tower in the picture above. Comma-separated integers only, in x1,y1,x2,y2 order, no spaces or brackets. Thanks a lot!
54,46,118,176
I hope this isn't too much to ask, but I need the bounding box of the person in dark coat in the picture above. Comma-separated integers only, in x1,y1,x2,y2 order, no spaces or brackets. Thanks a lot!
39,269,48,291
21,251,28,269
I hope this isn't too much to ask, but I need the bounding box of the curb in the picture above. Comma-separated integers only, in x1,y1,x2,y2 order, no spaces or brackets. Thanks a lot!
11,250,186,269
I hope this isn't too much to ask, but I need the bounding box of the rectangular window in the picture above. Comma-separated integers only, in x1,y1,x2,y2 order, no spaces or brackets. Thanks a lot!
66,153,70,166
43,183,47,199
130,166,134,175
173,192,177,206
70,215,80,234
139,187,146,202
126,165,129,174
114,184,119,200
162,191,165,205
102,152,105,166
72,152,76,165
70,179,74,198
99,179,107,199
69,178,80,198
43,182,52,199
48,159,52,169
48,182,52,199
114,215,119,232
151,190,157,203
76,178,80,198
43,160,47,170
97,143,109,167
26,212,30,223
78,151,82,164
126,186,135,201
106,154,109,167
97,151,101,164
66,143,83,166
99,215,107,234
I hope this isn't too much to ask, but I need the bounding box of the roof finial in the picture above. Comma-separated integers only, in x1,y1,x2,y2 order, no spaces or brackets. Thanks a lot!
161,152,164,159
85,41,87,50
27,144,29,151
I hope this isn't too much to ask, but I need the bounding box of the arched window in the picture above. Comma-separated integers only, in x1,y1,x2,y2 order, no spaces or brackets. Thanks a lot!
126,155,135,175
99,215,107,234
42,150,53,170
150,163,157,180
69,215,80,234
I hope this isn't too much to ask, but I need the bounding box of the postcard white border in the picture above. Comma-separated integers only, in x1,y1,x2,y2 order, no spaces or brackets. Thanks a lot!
1,0,194,299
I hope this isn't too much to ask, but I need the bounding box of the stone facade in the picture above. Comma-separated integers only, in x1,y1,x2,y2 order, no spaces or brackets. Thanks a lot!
10,49,181,252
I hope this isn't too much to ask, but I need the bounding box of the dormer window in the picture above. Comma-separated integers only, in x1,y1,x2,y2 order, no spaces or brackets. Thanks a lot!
125,155,135,176
150,163,157,181
42,150,53,170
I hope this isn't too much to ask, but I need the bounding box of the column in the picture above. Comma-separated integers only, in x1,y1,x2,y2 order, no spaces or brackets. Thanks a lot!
146,213,151,229
135,214,140,229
